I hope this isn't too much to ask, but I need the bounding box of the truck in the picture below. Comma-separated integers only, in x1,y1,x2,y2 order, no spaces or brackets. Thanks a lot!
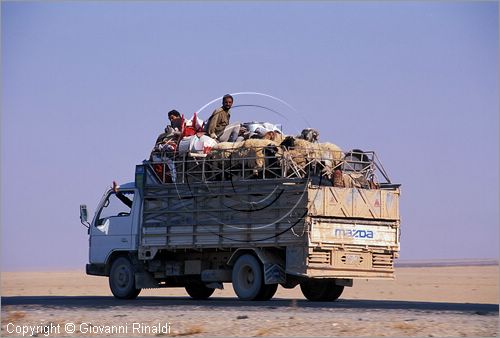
80,140,401,301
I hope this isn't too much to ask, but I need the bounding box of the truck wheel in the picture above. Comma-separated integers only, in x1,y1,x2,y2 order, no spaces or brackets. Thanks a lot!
300,279,344,301
300,279,328,301
256,283,278,301
232,254,264,300
109,257,141,299
324,283,344,301
185,281,215,300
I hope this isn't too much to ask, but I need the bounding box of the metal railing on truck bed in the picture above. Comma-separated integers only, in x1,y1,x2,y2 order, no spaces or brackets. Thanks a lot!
145,147,395,188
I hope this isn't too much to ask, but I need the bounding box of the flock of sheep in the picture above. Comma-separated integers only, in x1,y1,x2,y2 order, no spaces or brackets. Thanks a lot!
210,129,342,177
149,121,378,188
170,126,374,188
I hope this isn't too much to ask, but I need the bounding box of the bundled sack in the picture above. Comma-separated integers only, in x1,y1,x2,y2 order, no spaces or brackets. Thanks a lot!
177,134,217,154
241,121,283,140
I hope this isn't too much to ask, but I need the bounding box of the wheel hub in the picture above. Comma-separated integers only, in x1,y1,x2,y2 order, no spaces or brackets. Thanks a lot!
243,266,254,287
117,266,129,288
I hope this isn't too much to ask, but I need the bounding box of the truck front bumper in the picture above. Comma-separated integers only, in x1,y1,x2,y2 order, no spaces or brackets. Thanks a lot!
86,263,106,276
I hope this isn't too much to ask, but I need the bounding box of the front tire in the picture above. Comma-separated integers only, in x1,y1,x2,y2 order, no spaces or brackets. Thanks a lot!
109,257,141,299
232,254,264,300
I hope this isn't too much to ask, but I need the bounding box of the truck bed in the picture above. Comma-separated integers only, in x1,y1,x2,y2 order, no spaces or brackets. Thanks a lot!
137,161,400,266
135,146,400,279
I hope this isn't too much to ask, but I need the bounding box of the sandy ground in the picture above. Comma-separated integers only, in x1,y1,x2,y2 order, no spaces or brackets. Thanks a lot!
1,265,498,303
1,265,499,337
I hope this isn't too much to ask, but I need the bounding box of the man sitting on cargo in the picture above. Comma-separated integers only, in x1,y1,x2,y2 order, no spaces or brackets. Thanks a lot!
152,109,183,153
205,94,241,142
168,109,183,130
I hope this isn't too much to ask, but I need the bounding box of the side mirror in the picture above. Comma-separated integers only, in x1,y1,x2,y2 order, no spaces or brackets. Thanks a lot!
80,204,89,228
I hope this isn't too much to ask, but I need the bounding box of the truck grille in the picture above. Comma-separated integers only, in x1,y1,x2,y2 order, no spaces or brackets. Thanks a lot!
308,249,331,265
308,246,395,271
372,252,394,270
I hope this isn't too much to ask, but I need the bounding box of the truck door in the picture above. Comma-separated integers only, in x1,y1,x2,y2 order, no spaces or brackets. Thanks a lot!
89,190,135,264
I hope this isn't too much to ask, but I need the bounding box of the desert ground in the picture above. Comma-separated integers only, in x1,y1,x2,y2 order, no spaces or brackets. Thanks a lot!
1,264,498,337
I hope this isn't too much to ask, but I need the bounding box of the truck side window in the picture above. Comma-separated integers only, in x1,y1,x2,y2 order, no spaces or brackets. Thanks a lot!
97,192,134,225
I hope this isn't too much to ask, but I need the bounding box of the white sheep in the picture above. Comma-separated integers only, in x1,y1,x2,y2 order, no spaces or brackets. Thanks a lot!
280,137,344,178
210,141,244,159
232,139,282,176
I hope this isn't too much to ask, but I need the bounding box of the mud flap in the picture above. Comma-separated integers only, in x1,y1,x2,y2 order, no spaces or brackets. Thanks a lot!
264,263,286,284
135,271,159,289
228,248,286,284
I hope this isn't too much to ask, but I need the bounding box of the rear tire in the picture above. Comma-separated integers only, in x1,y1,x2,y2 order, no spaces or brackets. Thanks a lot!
256,283,278,301
185,281,215,300
324,283,344,301
232,254,264,300
109,257,141,299
300,279,343,301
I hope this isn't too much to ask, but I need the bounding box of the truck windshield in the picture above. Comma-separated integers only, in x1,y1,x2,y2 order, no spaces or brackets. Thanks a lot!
97,191,134,225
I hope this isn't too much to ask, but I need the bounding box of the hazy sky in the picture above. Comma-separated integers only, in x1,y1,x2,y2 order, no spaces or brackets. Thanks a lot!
1,1,498,271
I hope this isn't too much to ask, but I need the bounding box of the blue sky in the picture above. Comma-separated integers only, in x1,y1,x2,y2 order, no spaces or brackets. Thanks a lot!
1,1,498,270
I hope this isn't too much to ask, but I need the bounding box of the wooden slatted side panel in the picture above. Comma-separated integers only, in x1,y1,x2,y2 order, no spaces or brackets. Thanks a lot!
308,186,400,220
140,180,309,250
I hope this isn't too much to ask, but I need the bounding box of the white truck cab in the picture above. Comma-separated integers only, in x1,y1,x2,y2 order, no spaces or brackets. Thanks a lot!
86,183,139,269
